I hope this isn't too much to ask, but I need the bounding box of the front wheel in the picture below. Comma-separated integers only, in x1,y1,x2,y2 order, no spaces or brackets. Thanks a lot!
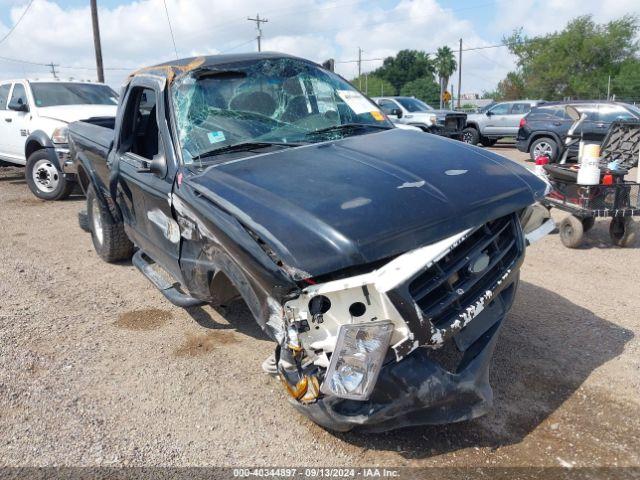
609,217,637,247
529,137,558,163
25,150,74,201
86,185,134,262
559,215,584,248
462,127,479,145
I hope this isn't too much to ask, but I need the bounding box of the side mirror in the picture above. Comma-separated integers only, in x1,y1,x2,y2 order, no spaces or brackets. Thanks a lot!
391,108,403,118
137,153,167,177
8,98,29,112
486,110,493,117
565,105,581,121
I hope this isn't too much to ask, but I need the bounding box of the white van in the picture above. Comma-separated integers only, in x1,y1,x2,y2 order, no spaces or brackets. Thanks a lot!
0,80,118,200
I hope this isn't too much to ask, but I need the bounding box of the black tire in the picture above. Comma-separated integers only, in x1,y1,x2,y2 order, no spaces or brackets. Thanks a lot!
559,215,584,248
462,127,480,145
78,209,91,232
529,137,558,163
609,217,637,247
25,150,74,201
581,217,595,233
480,137,498,147
86,185,134,262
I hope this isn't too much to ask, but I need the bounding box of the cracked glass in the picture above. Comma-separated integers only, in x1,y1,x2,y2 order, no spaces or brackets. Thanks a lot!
171,58,392,164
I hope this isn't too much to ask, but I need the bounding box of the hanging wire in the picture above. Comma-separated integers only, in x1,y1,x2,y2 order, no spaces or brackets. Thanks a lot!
162,0,179,60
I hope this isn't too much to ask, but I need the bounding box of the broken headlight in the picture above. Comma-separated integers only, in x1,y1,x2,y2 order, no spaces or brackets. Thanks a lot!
320,321,393,401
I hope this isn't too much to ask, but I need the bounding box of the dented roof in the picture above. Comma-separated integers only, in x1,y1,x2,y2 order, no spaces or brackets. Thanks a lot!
128,52,309,84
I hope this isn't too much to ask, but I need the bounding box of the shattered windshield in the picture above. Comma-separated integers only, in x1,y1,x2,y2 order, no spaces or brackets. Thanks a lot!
171,58,392,163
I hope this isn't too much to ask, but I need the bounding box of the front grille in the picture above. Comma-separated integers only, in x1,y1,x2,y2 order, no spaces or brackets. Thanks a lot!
408,214,522,328
445,117,458,130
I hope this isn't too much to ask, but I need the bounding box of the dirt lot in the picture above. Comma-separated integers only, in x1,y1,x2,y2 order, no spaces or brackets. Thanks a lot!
1,147,639,470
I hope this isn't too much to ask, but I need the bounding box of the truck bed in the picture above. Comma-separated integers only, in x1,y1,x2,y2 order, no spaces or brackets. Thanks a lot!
68,117,116,191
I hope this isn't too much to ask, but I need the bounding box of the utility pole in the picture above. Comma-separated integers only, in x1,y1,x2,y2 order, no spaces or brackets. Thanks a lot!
457,38,462,109
247,14,268,52
357,47,362,90
90,0,104,83
607,75,611,100
48,62,59,79
451,82,454,110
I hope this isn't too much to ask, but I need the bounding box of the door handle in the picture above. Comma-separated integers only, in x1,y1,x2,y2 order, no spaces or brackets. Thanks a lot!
596,123,606,128
4,118,11,122
553,122,561,126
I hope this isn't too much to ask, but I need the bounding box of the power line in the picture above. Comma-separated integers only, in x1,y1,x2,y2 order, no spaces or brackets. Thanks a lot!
0,0,35,45
162,0,179,60
220,38,257,54
335,39,543,65
0,54,130,71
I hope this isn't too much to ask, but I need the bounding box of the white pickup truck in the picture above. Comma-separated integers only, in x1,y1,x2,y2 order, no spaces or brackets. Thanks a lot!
0,79,118,200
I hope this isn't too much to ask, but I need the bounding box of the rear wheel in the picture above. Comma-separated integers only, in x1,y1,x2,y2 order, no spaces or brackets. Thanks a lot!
25,150,74,200
559,215,584,248
480,137,498,147
86,185,134,262
609,217,637,247
530,137,558,163
581,217,595,233
462,127,479,145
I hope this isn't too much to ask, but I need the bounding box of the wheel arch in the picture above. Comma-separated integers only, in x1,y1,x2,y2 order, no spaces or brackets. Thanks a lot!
25,131,60,170
527,131,562,151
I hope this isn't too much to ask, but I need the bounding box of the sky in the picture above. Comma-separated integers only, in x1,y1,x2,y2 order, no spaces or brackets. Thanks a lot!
0,0,638,95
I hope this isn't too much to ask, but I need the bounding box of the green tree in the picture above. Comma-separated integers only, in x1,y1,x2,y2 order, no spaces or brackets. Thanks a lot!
350,74,395,97
434,46,457,107
495,71,526,100
611,58,640,100
374,50,436,94
499,15,639,100
399,77,441,106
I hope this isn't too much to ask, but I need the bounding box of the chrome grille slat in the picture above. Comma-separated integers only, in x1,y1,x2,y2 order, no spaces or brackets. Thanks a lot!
409,217,511,301
408,214,521,328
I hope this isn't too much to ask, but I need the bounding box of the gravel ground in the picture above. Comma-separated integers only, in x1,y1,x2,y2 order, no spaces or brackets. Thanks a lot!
0,147,639,469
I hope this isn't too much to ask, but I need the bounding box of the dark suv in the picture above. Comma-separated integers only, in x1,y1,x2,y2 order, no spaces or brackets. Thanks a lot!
517,101,640,162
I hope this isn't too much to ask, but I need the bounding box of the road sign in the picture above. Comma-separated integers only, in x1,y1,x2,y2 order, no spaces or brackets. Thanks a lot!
443,91,451,102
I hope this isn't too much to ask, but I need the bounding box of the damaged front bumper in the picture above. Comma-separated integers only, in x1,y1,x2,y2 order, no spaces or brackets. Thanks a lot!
277,213,530,431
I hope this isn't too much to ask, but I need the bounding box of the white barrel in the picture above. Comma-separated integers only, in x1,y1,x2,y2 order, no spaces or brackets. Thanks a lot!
577,155,601,185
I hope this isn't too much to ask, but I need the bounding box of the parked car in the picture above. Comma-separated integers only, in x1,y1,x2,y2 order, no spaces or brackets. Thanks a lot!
517,101,640,162
373,96,466,140
69,52,552,433
0,79,118,200
463,100,546,146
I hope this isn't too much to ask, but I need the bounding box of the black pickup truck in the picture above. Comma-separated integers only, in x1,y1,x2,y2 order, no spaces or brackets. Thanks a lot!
68,52,553,432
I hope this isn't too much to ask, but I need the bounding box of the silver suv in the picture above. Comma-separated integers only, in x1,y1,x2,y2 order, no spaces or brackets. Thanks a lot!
463,100,546,146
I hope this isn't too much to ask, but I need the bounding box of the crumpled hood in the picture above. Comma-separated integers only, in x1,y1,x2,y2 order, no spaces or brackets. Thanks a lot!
36,104,117,124
187,129,546,278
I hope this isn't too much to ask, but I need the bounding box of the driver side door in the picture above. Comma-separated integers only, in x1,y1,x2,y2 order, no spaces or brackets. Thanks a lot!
4,82,31,163
0,82,14,161
483,102,511,135
113,77,183,282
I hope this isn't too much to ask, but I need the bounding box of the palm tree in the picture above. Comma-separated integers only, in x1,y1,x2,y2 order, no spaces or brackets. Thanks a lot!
434,46,457,108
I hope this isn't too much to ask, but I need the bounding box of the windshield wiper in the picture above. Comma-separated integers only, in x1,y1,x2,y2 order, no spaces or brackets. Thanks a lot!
193,141,304,161
306,123,392,137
